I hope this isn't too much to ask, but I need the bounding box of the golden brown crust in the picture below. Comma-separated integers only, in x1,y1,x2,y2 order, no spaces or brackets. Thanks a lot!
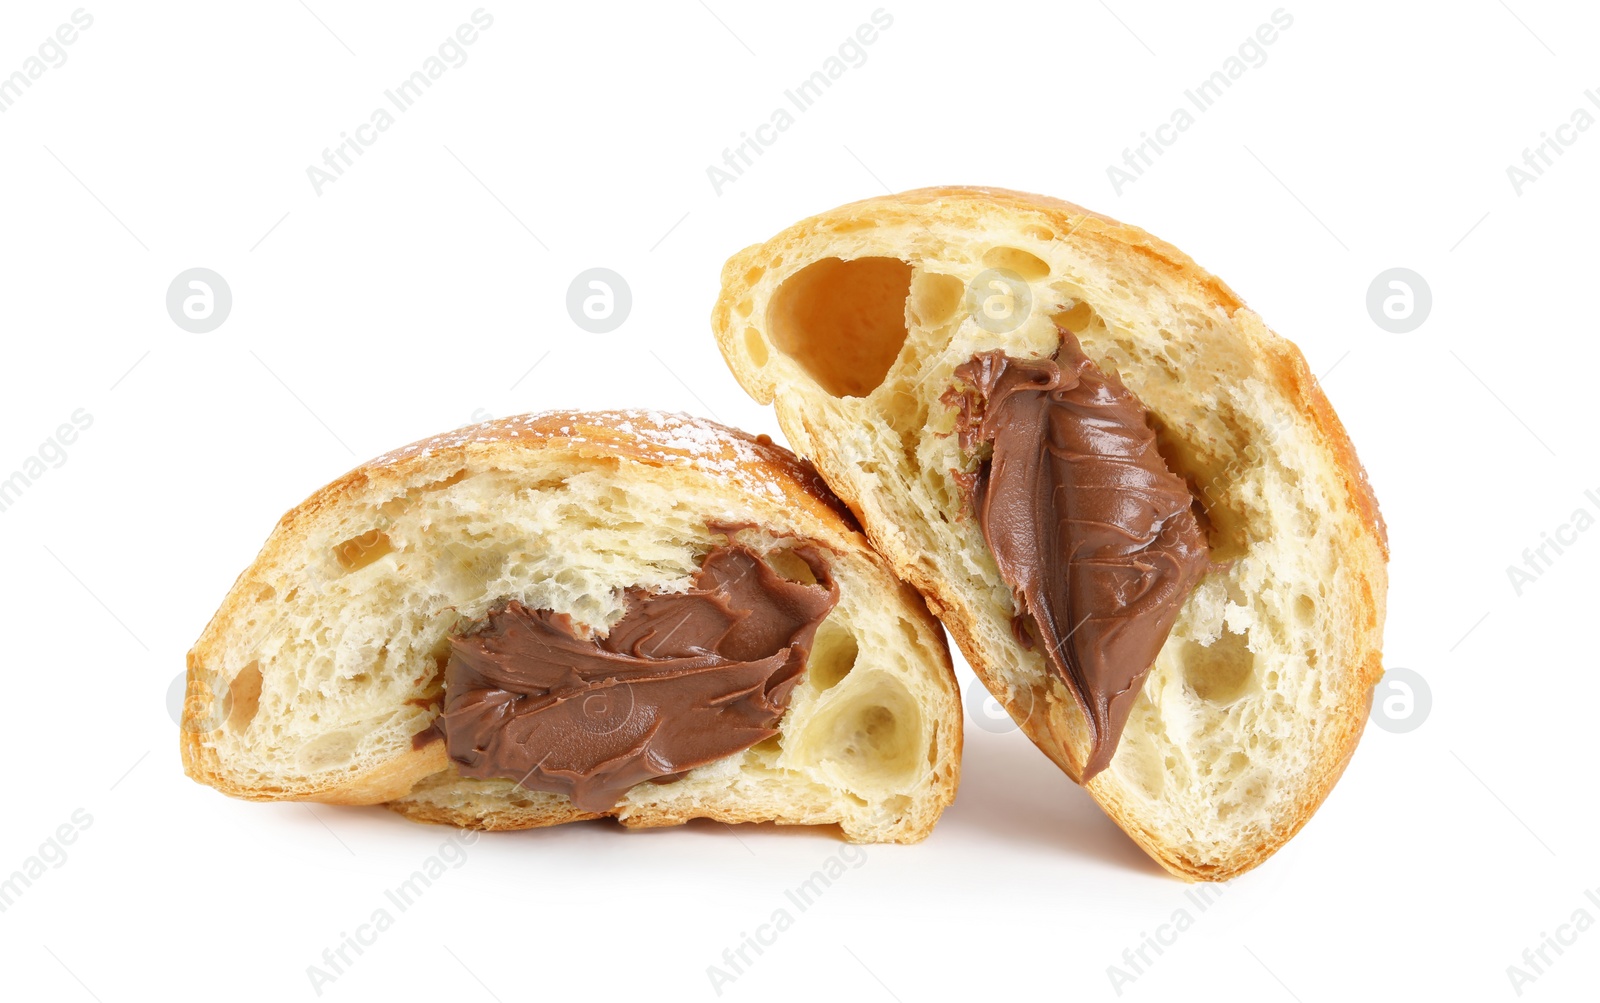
713,185,1248,403
182,410,959,843
1093,327,1387,880
383,795,600,831
1257,337,1389,558
720,186,1385,558
272,410,860,546
711,187,1389,878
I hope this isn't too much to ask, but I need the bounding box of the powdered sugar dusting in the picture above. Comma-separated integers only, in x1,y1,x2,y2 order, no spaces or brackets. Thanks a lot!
358,410,848,520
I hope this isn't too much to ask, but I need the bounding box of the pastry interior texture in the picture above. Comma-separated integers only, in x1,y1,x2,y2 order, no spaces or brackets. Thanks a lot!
711,187,1388,878
182,411,961,843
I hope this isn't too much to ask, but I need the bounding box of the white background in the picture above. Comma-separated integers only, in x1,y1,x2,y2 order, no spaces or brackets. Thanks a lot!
1,1,1596,1000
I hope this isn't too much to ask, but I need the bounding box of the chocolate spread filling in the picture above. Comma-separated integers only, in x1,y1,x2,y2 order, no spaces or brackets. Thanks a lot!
947,329,1209,780
433,541,838,812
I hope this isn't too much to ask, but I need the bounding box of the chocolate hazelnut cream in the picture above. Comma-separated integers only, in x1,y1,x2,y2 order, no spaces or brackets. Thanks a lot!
422,541,838,812
946,329,1210,780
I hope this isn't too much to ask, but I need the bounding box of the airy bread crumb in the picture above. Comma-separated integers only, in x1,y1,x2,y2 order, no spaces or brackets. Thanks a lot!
182,411,961,844
711,187,1388,878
